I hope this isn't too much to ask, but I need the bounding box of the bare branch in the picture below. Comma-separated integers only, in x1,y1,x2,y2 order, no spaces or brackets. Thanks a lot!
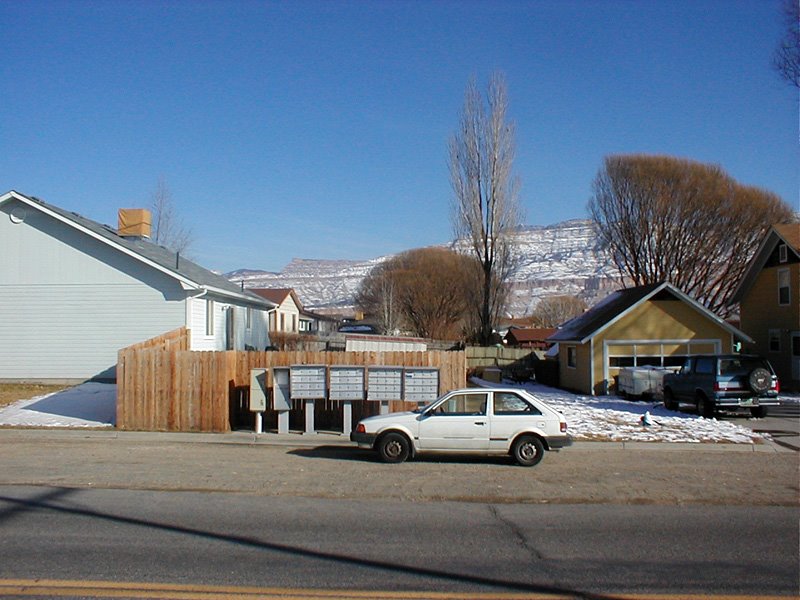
449,72,524,344
588,154,795,317
149,176,194,255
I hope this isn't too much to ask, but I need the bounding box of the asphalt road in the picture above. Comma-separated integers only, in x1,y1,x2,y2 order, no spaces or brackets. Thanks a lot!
0,430,797,598
0,429,797,505
0,485,797,598
736,401,800,451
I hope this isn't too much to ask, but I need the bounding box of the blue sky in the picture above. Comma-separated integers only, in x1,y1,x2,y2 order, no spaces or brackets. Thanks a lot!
2,0,797,273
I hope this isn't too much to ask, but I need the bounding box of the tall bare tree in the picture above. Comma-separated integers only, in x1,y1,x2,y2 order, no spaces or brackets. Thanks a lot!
588,154,796,317
774,0,800,88
149,177,193,254
449,72,523,345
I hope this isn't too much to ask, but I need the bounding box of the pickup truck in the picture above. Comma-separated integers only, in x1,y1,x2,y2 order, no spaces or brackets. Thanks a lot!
662,354,780,418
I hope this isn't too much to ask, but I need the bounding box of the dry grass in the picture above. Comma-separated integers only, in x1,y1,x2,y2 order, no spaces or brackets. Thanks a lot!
0,384,69,408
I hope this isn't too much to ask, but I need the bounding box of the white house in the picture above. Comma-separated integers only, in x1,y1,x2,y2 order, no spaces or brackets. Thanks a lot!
0,190,275,382
249,288,303,333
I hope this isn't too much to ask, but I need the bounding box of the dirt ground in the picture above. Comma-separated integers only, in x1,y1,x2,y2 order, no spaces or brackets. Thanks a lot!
0,432,797,505
0,384,67,408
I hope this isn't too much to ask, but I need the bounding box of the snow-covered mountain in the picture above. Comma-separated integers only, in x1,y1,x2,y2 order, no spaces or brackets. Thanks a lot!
226,219,621,317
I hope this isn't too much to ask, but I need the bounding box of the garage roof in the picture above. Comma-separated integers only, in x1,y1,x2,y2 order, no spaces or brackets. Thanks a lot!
548,282,751,344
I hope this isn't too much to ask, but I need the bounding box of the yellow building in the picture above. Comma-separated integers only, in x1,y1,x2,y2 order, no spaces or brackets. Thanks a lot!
548,282,750,395
731,224,800,391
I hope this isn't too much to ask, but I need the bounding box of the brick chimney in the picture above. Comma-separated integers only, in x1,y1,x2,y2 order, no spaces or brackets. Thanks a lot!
117,208,152,239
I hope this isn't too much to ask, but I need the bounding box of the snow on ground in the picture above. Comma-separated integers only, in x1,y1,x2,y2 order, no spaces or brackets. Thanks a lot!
0,380,794,443
473,379,789,445
0,382,116,428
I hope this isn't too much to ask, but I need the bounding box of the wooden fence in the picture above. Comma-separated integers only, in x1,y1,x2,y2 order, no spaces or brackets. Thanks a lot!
465,346,536,369
117,335,466,432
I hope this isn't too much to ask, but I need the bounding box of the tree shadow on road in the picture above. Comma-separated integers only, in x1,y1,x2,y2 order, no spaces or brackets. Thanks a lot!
0,487,616,600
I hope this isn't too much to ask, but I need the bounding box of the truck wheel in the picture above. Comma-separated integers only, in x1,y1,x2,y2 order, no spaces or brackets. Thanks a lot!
377,432,410,464
663,389,678,411
750,406,768,418
697,395,715,418
748,368,771,394
512,435,545,467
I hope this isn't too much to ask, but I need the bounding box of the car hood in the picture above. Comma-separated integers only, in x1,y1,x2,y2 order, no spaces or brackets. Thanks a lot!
360,411,419,426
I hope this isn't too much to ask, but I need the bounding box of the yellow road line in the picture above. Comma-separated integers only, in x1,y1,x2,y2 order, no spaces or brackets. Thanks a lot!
0,579,794,600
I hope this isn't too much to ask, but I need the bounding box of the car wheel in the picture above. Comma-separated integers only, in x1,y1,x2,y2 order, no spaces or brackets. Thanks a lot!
512,435,545,467
748,368,771,394
750,406,768,418
697,395,715,418
377,432,410,464
663,389,678,411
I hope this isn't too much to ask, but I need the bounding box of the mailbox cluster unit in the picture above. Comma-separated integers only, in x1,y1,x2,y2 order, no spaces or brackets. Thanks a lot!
250,364,440,436
287,364,439,403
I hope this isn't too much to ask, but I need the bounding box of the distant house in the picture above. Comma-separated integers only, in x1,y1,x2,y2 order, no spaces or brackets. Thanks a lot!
0,190,275,381
300,308,339,335
548,282,751,395
730,223,800,391
504,327,556,349
250,288,304,333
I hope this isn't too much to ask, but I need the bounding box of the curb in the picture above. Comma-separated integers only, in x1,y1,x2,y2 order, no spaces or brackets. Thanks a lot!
0,427,791,453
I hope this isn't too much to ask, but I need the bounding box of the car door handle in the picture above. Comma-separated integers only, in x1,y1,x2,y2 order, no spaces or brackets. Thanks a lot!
474,421,486,426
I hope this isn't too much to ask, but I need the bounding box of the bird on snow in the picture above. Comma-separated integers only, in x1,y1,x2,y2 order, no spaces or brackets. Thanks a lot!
640,411,655,427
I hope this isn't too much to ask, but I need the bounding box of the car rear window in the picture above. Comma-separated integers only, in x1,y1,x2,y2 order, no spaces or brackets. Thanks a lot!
719,357,769,376
493,392,542,415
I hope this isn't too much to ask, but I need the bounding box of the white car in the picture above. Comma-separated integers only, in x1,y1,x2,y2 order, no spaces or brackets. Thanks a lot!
351,387,571,466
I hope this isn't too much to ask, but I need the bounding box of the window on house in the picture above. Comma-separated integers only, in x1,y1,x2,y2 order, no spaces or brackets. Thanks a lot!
779,243,788,263
769,329,781,353
567,346,577,369
292,314,298,332
609,356,635,368
205,299,214,336
246,307,252,330
778,269,790,305
280,313,286,331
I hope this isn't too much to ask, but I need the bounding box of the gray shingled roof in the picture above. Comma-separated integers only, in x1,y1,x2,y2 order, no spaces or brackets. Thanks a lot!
9,191,273,308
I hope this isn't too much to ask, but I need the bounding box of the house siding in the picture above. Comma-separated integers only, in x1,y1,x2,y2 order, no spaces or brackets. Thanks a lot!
270,297,301,333
0,284,185,379
592,299,730,395
740,262,800,390
188,297,271,351
1,193,273,380
1,200,186,379
557,343,592,394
